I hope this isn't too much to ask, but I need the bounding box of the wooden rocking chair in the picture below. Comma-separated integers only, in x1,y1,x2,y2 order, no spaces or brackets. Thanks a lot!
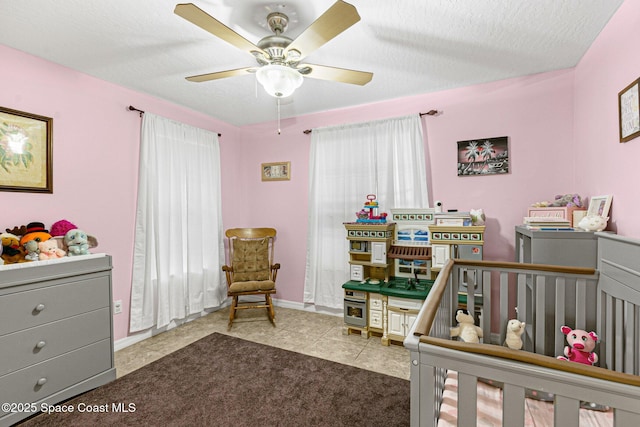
222,228,280,329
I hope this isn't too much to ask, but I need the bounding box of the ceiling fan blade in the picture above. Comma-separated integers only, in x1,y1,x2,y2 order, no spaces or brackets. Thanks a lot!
185,67,256,83
298,63,373,86
174,3,265,57
285,0,361,61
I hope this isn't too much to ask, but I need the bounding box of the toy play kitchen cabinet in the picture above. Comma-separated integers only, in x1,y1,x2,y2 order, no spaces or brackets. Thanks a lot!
344,222,395,283
0,255,116,427
343,221,432,345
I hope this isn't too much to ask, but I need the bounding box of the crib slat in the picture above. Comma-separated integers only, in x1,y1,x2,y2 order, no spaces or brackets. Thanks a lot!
624,301,634,374
575,278,587,328
517,273,530,350
421,365,438,427
498,272,508,344
482,270,492,342
502,383,525,427
604,292,613,370
554,395,580,427
465,269,475,317
457,373,477,427
630,305,640,375
615,408,640,426
535,275,547,355
555,277,566,356
615,298,624,371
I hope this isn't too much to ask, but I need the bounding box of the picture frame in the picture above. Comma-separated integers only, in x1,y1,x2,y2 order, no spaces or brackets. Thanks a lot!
587,195,613,218
618,77,640,143
0,106,53,193
261,161,290,181
457,136,509,176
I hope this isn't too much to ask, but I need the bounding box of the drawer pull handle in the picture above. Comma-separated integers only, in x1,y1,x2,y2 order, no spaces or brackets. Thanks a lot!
36,377,47,386
36,341,46,349
35,304,46,312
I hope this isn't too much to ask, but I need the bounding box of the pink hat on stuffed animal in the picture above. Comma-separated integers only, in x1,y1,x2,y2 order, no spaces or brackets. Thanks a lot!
50,220,78,237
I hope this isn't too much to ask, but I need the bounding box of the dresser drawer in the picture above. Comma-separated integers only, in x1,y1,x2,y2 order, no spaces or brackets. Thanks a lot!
0,339,112,414
0,308,111,376
0,277,109,336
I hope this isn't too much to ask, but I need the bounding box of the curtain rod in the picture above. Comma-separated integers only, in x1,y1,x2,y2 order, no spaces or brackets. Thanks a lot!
128,105,222,137
302,110,439,134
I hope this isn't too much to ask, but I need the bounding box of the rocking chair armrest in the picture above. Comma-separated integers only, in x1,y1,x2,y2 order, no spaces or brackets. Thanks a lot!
272,263,281,270
222,265,234,288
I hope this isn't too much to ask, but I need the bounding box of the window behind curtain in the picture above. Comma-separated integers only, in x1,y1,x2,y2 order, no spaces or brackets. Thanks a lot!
304,114,429,309
130,112,226,332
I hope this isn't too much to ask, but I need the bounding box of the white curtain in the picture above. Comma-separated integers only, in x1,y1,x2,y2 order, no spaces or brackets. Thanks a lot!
130,112,226,333
304,114,429,309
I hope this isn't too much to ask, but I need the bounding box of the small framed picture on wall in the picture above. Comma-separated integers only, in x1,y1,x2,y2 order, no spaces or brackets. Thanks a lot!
618,77,640,143
261,161,290,181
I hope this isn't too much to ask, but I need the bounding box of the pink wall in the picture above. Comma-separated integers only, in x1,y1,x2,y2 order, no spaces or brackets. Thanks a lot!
573,0,640,237
0,45,244,342
2,0,637,341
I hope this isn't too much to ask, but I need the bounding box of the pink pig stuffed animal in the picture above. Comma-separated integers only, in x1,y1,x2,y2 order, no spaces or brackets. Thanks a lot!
557,325,598,366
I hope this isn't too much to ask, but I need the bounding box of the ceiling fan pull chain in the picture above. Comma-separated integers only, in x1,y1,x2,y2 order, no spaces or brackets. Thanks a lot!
277,98,281,135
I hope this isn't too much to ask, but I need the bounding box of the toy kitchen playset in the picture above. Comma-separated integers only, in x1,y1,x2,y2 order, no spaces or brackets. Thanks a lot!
342,195,485,345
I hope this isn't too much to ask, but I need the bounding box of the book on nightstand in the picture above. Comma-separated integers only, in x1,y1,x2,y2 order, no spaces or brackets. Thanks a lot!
523,216,572,230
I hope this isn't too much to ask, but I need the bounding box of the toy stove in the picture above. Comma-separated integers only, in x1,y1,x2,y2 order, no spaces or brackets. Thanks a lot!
388,208,435,280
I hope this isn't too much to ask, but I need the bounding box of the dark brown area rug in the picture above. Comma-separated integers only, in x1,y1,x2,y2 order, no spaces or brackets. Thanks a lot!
19,333,410,427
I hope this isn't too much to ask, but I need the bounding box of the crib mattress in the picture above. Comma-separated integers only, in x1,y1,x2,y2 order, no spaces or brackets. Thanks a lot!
437,371,613,427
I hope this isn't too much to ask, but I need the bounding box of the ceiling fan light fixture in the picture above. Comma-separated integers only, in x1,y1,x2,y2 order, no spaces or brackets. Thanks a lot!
256,64,303,98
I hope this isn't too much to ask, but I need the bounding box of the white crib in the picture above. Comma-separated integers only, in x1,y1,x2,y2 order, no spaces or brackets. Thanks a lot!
404,232,640,426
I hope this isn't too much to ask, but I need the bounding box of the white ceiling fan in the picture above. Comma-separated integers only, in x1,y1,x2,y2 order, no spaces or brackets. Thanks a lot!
174,1,373,98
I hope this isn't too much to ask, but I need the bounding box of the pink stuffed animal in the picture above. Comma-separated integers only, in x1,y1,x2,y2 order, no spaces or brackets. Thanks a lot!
38,240,66,260
557,325,598,366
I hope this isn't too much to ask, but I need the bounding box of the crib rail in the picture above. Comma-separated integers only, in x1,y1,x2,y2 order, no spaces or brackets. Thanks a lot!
405,256,640,427
413,259,600,356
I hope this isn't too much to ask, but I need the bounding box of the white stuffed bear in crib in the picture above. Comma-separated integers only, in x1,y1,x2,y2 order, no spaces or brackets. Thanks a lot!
450,309,483,343
504,319,526,350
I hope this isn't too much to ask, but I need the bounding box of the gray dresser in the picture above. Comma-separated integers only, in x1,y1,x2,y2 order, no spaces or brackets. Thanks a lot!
0,254,116,426
515,225,598,268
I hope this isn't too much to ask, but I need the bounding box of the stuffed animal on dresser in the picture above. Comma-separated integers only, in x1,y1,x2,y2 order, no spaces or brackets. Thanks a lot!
38,240,66,260
450,309,483,343
504,319,526,350
24,239,40,261
19,222,52,247
1,232,26,264
64,229,90,256
557,326,598,366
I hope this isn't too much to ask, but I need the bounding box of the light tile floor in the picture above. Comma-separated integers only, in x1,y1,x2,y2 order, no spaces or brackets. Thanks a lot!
115,306,410,380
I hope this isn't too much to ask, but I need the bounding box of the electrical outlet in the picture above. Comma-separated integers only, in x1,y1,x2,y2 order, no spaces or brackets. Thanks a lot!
114,300,122,314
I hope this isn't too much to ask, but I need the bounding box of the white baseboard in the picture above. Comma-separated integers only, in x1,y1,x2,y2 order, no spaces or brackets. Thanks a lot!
114,297,341,351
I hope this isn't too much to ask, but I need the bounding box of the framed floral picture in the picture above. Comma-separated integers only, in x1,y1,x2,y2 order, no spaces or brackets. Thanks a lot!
0,106,53,193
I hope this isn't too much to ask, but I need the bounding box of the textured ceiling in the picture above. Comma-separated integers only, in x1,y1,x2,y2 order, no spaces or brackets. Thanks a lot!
0,0,624,126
